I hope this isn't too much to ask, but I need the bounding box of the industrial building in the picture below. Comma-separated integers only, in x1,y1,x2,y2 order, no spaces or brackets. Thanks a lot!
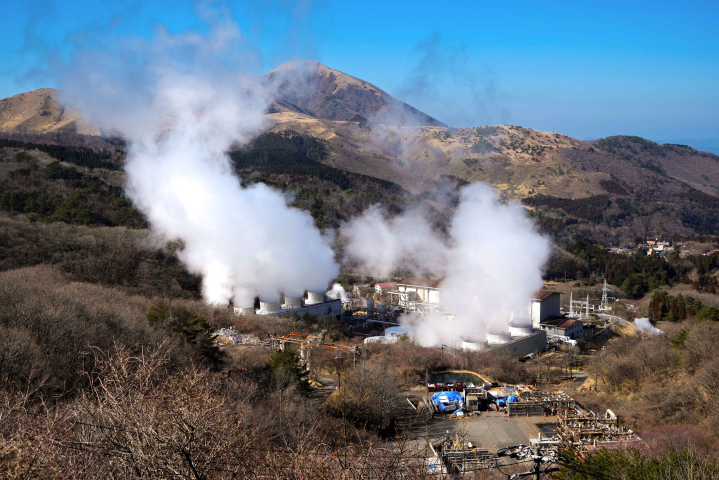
234,292,341,319
374,282,396,294
491,330,547,356
460,325,547,358
394,277,442,304
371,280,557,357
539,317,583,339
530,290,562,329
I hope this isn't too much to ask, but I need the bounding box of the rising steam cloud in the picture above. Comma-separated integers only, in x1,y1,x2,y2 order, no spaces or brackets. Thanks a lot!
633,318,663,335
56,14,338,307
342,183,551,346
48,6,548,325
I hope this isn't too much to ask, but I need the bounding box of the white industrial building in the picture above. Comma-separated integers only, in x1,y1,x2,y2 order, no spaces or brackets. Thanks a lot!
361,284,563,357
394,277,442,304
363,325,415,345
530,290,562,329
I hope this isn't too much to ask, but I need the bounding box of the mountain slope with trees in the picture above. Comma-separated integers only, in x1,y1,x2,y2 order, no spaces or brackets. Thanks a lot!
3,63,719,243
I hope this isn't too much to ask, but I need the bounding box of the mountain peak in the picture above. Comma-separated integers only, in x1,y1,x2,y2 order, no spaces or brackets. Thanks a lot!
263,60,446,127
0,88,98,135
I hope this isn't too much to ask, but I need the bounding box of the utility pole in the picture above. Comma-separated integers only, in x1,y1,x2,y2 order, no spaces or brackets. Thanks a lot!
335,356,343,391
425,367,429,402
533,446,542,480
586,294,590,319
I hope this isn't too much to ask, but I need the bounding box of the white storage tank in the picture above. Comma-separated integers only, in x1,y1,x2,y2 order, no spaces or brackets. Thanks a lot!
508,318,534,337
233,307,255,316
461,335,485,351
284,296,303,309
461,340,484,351
486,332,511,345
306,291,325,305
259,301,281,314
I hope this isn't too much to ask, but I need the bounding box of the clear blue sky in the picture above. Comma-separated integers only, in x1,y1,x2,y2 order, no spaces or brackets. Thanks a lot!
2,0,718,143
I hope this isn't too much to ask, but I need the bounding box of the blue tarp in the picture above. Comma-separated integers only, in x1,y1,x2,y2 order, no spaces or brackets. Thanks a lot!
507,395,518,403
496,396,507,407
431,391,464,412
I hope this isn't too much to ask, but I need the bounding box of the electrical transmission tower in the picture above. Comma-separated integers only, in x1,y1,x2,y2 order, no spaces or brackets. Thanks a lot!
598,279,613,313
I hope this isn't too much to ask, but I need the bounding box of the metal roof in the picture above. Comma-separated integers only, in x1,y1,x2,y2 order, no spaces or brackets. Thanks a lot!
533,290,560,300
541,317,580,329
397,277,443,288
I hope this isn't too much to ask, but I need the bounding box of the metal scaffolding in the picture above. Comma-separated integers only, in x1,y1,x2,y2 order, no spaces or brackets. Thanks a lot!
569,292,594,320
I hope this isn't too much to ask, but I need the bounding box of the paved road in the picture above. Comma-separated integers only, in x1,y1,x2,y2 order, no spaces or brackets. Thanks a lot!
308,374,338,403
597,313,625,324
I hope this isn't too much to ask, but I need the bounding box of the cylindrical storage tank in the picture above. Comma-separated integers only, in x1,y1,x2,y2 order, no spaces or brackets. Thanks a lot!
508,318,534,337
508,325,534,337
259,301,281,314
234,307,255,316
380,301,387,312
486,332,511,345
367,299,375,313
461,340,483,351
284,296,303,309
306,291,325,305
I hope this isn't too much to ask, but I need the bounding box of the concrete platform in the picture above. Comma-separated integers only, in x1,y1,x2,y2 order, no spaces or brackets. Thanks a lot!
409,413,557,453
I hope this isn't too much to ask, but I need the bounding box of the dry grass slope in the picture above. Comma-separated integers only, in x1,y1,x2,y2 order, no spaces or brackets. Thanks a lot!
0,88,99,135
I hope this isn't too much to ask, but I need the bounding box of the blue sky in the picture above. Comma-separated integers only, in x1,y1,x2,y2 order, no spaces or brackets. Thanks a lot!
2,0,718,144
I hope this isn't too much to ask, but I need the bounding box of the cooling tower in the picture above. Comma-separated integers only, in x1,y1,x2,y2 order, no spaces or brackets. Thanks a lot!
367,299,375,313
461,335,485,351
380,301,387,312
306,291,325,305
486,332,511,345
508,318,534,337
233,307,255,316
284,296,303,309
461,340,483,351
259,301,281,314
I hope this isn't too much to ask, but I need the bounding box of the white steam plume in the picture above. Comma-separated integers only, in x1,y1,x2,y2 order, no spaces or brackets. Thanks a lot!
326,283,348,302
56,15,338,307
341,205,447,278
633,317,663,335
342,183,551,346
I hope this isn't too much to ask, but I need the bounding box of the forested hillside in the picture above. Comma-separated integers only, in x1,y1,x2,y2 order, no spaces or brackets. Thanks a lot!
0,138,142,227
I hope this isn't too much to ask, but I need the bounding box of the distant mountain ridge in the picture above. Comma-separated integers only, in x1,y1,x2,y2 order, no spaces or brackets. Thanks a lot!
4,62,719,242
655,138,719,156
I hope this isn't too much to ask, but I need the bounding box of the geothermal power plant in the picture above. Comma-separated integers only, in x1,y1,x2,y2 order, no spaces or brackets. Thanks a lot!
231,275,580,357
